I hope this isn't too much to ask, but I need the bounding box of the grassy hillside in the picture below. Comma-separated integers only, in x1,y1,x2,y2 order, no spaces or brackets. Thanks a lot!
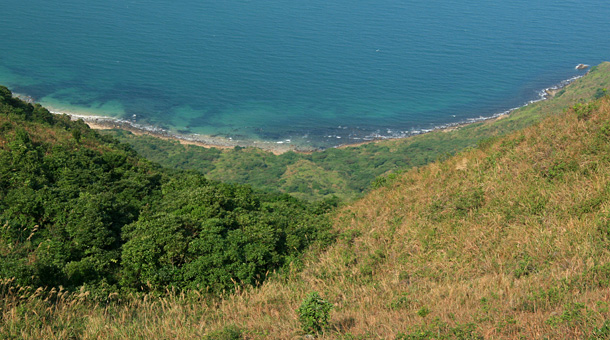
3,67,610,338
217,93,610,339
107,63,610,201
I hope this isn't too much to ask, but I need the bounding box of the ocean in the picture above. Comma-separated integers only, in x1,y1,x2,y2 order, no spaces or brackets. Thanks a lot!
1,0,609,149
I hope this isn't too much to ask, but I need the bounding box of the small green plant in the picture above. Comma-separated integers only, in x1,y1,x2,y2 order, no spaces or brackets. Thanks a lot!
545,302,589,328
599,122,610,138
590,320,610,339
476,136,499,150
371,172,400,189
389,294,412,310
495,316,517,333
560,302,588,326
297,292,334,334
514,254,536,278
417,306,430,318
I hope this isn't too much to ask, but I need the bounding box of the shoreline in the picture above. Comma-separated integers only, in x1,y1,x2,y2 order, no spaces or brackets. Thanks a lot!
19,73,585,155
43,109,302,155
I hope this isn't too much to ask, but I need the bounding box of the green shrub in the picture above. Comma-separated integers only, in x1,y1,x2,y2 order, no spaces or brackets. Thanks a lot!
417,306,430,318
297,292,334,334
476,136,499,150
573,102,597,121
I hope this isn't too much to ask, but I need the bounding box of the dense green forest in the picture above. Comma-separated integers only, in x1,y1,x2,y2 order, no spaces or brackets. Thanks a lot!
0,86,334,295
107,63,610,202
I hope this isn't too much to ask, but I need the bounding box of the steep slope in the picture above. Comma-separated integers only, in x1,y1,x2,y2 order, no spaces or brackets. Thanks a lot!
149,91,610,340
155,91,610,339
230,93,610,339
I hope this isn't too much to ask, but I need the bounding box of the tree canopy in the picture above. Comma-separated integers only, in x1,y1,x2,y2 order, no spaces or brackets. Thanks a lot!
0,86,334,294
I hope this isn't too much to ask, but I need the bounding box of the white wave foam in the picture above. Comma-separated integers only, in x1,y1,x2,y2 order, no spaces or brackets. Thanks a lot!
356,74,585,142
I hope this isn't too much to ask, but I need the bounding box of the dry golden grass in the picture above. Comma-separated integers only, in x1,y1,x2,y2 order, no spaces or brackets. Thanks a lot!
4,94,610,338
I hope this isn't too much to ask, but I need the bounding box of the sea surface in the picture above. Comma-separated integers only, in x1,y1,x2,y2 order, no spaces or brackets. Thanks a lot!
1,0,609,148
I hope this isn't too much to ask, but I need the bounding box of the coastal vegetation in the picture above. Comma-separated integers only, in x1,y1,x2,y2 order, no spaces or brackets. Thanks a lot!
106,63,610,202
1,62,610,339
0,86,334,297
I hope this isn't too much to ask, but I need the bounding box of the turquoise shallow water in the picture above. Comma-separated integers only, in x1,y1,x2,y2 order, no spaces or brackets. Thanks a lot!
1,0,609,148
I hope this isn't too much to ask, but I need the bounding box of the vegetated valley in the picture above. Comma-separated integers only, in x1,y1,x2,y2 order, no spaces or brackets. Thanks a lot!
1,62,610,339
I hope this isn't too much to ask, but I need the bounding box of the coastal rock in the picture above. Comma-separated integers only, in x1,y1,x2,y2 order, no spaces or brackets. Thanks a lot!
545,88,560,97
575,64,590,70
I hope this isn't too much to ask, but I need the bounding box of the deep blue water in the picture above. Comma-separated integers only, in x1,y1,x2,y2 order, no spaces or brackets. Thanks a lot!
1,0,609,148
